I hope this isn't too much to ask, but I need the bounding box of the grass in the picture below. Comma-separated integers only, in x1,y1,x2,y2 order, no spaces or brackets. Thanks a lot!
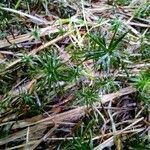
84,27,129,72
132,69,150,103
0,0,149,149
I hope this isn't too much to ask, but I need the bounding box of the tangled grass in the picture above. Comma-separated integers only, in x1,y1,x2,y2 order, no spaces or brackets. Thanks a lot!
0,0,149,149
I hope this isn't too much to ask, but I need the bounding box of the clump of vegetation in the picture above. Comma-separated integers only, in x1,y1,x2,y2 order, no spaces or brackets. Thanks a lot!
132,69,150,103
85,29,129,72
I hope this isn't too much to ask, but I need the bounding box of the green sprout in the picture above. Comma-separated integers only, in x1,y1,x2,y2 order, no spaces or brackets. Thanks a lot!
132,69,150,103
85,28,129,72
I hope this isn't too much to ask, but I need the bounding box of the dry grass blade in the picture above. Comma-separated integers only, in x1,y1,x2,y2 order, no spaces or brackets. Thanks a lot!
31,124,58,149
97,86,136,105
0,86,136,147
2,86,136,129
94,117,144,150
0,1,149,149
0,25,67,48
0,124,47,146
0,7,50,24
5,31,72,70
